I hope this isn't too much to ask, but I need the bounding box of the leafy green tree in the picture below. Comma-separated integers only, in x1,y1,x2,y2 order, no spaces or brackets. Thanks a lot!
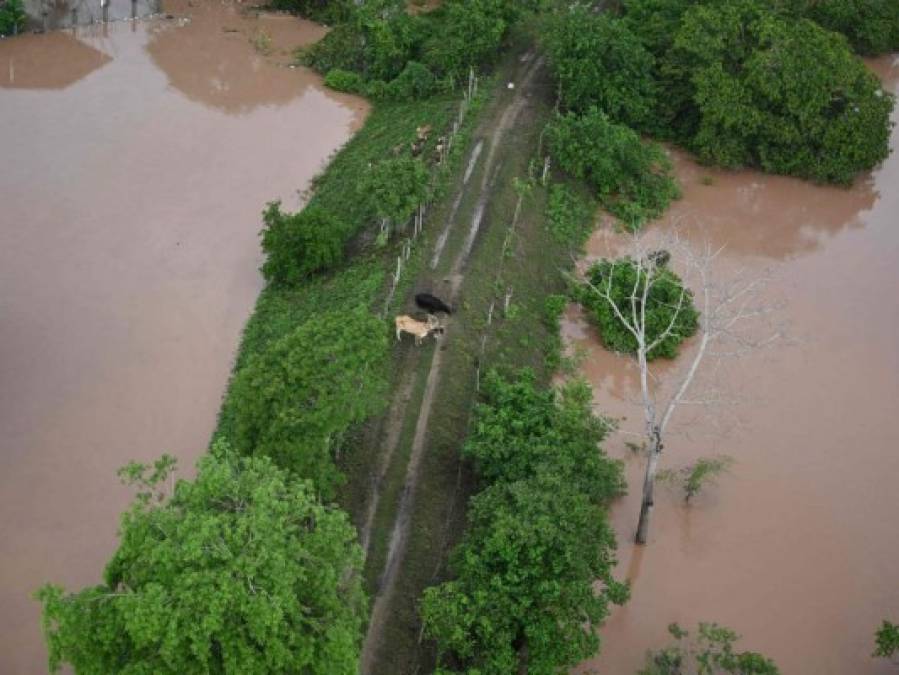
422,0,514,79
385,61,439,101
665,0,894,184
874,620,899,660
640,623,780,674
36,448,366,675
421,372,626,674
546,109,680,229
577,257,699,360
0,0,26,36
227,308,387,498
792,0,899,55
543,7,658,128
259,203,345,286
359,156,429,227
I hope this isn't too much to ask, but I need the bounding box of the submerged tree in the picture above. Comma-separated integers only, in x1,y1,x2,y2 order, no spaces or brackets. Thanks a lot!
579,231,780,544
640,622,780,674
874,620,899,663
36,448,366,675
657,455,735,502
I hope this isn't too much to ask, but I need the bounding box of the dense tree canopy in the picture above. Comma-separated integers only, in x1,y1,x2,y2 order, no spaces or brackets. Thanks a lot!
546,109,680,229
791,0,899,55
543,7,657,128
359,156,429,226
260,203,345,285
37,449,366,675
578,257,699,360
421,372,626,674
227,308,387,498
666,0,893,184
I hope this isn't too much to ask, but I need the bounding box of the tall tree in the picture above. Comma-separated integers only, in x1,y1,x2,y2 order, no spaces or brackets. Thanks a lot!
36,448,366,675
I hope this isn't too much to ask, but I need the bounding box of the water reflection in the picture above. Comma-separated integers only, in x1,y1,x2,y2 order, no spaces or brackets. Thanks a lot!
22,0,160,31
0,30,110,89
145,1,329,115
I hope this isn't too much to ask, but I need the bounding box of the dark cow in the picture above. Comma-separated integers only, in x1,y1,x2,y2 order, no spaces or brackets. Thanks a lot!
415,292,453,315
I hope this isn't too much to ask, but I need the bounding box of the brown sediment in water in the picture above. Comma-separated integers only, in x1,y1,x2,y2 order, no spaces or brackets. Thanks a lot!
0,2,367,672
569,54,899,675
1,30,111,89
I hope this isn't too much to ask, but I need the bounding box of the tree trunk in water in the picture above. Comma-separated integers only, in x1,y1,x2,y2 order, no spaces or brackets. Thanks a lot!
635,430,662,544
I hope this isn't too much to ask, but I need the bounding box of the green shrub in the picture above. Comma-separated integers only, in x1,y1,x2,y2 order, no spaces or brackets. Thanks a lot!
546,109,680,230
227,308,388,498
545,182,594,246
384,61,439,101
874,620,899,659
270,0,356,24
422,0,516,79
543,8,658,128
358,156,429,226
664,0,894,183
421,372,626,674
578,257,699,360
324,68,367,94
260,203,345,285
0,0,26,36
37,448,366,675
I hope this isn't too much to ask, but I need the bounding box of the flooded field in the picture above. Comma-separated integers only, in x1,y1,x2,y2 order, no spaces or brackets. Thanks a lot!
0,3,366,672
568,55,899,674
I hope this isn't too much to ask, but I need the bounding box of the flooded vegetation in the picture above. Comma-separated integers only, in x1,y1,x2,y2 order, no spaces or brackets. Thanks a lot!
567,54,899,675
0,2,365,671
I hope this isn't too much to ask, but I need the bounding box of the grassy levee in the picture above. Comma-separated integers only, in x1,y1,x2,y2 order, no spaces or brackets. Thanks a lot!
360,45,597,673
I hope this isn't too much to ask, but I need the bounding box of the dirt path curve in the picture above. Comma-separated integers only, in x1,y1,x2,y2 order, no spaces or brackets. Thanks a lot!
360,53,545,675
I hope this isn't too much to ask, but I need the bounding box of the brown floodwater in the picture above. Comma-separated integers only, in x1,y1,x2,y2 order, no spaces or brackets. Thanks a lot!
0,3,366,672
568,55,899,675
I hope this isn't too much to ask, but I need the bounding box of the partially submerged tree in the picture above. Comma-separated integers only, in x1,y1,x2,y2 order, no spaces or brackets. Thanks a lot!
36,448,366,675
546,108,680,229
874,620,899,663
579,231,779,543
640,622,780,674
657,455,735,502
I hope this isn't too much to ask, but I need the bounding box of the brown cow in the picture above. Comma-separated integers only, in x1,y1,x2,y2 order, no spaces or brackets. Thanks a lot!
395,314,443,345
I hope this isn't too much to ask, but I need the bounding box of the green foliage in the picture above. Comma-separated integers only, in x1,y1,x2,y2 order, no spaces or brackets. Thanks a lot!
544,182,594,247
270,0,356,24
324,68,367,94
0,0,26,36
421,371,626,674
359,156,429,225
227,308,388,498
542,293,568,370
640,622,780,674
795,0,899,56
36,448,366,675
259,203,345,286
657,455,734,502
422,0,515,79
384,60,439,100
546,109,680,229
577,257,699,360
874,620,899,659
661,0,893,183
542,8,658,128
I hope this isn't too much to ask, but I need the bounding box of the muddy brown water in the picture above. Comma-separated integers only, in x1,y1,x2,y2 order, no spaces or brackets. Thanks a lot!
0,3,366,672
568,55,899,675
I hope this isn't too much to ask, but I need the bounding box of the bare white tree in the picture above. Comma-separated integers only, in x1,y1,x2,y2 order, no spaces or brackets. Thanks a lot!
579,230,781,544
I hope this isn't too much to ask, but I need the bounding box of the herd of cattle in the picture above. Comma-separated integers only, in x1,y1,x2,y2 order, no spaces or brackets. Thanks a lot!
395,293,452,346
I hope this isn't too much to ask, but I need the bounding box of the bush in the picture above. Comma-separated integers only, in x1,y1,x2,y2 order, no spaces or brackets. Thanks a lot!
422,0,515,79
227,308,388,498
543,8,658,128
384,61,439,101
874,620,899,659
546,109,680,229
0,0,26,36
270,0,356,24
324,68,367,94
37,449,366,675
578,257,699,360
358,156,429,226
664,0,894,183
259,203,345,286
421,372,626,674
545,182,594,247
